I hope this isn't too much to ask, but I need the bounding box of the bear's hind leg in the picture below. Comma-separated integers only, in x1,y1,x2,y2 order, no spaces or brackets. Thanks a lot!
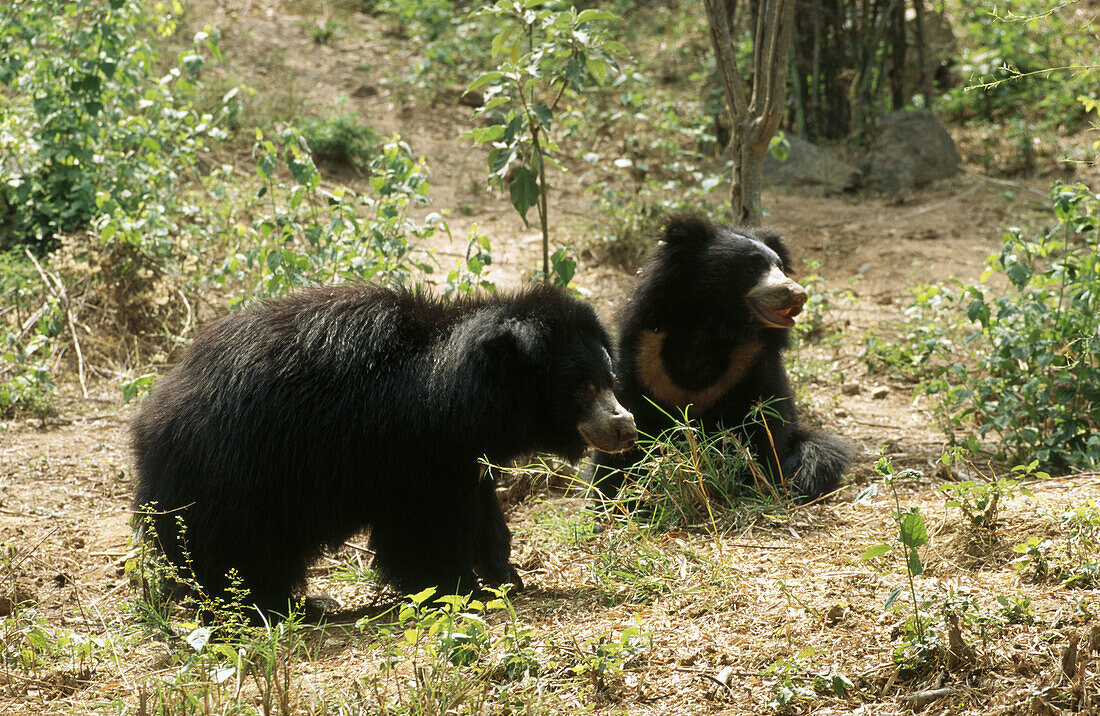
783,430,854,500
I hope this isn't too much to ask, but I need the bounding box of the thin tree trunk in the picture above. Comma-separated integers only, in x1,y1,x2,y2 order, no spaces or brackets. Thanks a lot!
912,0,935,108
704,0,796,226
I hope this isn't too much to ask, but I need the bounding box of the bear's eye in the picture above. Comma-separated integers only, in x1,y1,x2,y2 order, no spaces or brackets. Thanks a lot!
574,383,597,405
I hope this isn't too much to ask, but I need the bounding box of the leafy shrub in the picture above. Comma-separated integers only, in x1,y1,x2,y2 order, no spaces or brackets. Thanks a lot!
392,6,501,101
464,2,627,281
443,230,496,298
0,256,60,416
862,284,959,381
299,112,381,167
0,0,231,252
0,0,242,376
943,1,1097,129
937,452,1040,530
928,183,1100,468
376,0,457,41
1014,498,1100,589
583,75,727,267
218,130,442,302
0,324,57,418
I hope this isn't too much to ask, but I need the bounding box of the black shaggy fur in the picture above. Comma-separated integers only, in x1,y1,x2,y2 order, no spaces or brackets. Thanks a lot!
132,283,632,617
591,215,853,501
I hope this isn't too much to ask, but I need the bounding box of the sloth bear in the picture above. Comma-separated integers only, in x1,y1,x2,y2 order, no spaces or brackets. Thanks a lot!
591,215,852,501
132,283,637,618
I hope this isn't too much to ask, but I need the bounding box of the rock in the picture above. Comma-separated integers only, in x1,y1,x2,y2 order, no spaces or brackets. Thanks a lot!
0,582,36,616
459,88,484,108
865,109,960,192
826,603,846,626
872,386,891,400
842,382,862,396
351,84,378,98
763,134,860,194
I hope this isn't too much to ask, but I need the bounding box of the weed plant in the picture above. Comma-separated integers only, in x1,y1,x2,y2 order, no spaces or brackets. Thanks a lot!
862,283,960,382
870,184,1100,470
376,0,458,42
300,111,381,167
936,449,1040,530
443,229,497,298
355,587,650,711
860,451,937,672
930,183,1100,468
219,130,441,301
128,514,266,640
1013,498,1100,589
603,401,799,532
0,321,57,417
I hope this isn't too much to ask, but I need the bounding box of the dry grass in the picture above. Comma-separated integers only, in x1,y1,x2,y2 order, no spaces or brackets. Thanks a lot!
2,404,1098,714
3,1,1099,714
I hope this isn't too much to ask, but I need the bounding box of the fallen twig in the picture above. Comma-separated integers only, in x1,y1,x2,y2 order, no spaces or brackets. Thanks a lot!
899,687,953,709
23,247,88,398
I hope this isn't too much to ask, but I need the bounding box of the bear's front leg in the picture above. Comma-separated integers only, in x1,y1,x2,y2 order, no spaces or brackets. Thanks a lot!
473,466,524,592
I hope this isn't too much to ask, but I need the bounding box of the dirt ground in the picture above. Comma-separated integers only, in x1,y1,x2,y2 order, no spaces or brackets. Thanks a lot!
2,1,1099,714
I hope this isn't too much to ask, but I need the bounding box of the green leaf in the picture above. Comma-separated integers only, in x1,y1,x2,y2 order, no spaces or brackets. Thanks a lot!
883,587,904,610
576,9,619,23
550,247,575,287
1006,260,1032,289
503,112,525,146
898,509,928,549
490,23,517,58
906,548,924,577
530,102,552,128
467,71,505,92
508,166,540,226
409,586,437,605
257,155,276,180
564,56,587,88
860,543,893,561
602,40,631,57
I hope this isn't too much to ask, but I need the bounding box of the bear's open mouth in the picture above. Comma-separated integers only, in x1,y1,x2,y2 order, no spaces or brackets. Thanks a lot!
749,298,802,328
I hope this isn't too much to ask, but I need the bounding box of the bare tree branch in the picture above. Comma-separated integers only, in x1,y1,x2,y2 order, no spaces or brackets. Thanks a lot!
705,0,796,224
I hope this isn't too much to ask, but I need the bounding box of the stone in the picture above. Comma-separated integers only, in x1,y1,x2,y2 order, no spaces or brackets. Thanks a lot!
763,134,860,194
865,109,961,192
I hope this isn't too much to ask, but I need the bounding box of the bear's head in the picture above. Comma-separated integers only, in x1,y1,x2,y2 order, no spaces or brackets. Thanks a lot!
637,215,807,332
484,286,637,462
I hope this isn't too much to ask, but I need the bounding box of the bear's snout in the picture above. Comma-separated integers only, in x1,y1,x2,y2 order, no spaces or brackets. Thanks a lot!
578,388,638,453
748,266,807,328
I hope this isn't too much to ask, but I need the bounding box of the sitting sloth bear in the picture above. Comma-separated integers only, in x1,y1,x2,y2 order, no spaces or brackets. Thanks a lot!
132,283,637,618
591,215,852,501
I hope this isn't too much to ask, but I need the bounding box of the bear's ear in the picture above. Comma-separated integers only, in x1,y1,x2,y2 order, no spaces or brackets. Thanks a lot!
661,215,715,251
752,227,794,272
482,319,547,365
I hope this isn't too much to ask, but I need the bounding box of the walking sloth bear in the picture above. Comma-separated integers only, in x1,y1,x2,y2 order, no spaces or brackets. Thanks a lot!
132,283,637,618
591,215,852,501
